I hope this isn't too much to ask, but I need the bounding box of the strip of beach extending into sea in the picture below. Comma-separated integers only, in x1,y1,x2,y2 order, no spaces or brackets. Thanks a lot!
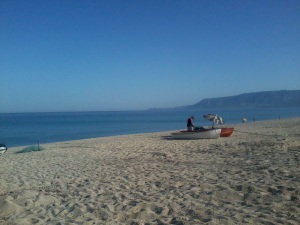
1,117,299,225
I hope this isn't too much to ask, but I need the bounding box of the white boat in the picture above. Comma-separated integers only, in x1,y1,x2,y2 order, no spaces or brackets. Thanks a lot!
0,144,7,155
171,128,221,140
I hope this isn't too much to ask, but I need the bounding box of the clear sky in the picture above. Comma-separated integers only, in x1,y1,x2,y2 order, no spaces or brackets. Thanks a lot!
1,0,299,113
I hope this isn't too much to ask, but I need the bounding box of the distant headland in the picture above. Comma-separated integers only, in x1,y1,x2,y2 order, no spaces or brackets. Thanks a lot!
150,90,300,110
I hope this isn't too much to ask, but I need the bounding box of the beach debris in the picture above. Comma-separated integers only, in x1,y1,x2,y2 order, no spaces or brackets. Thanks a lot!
16,145,45,154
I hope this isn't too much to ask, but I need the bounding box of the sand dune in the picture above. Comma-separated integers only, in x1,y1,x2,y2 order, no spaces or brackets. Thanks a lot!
0,118,299,224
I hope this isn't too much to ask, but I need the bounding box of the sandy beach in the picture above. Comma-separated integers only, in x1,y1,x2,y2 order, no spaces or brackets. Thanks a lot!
0,118,299,225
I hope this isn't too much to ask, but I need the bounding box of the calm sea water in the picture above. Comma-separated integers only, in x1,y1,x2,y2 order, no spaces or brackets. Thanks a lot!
1,108,300,148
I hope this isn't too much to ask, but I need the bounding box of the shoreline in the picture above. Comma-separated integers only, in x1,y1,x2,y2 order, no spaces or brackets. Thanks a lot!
6,116,300,149
1,117,299,224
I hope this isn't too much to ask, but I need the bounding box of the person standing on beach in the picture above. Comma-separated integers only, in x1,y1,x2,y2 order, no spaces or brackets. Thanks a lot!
187,116,195,131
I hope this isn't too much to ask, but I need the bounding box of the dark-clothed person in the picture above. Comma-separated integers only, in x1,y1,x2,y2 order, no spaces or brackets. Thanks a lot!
187,116,195,131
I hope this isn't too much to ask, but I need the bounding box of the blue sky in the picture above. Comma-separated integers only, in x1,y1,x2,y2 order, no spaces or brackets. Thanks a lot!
1,0,299,113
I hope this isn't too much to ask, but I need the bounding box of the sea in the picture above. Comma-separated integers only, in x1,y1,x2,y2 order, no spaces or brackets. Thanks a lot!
1,107,300,148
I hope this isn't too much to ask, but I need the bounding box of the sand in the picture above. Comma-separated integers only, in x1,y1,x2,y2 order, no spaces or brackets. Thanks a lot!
0,118,299,225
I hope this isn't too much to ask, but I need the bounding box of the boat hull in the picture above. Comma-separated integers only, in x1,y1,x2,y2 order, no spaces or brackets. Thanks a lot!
172,128,221,140
220,128,234,137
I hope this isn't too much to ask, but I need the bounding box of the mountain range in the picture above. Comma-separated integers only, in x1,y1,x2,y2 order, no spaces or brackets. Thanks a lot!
151,90,300,110
186,90,300,109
